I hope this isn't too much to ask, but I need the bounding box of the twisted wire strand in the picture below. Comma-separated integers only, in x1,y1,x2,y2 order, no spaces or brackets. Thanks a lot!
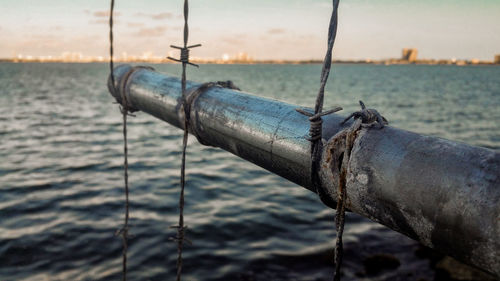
296,0,342,190
167,1,202,280
322,3,348,280
315,0,341,115
176,0,189,277
109,0,115,95
109,1,131,280
296,0,345,280
311,0,341,165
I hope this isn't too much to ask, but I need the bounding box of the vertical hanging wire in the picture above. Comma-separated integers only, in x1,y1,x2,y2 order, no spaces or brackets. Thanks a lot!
166,1,201,280
296,0,342,207
176,0,190,278
108,0,116,95
296,0,344,280
311,0,341,178
321,2,345,280
109,1,131,280
108,0,344,279
176,1,189,279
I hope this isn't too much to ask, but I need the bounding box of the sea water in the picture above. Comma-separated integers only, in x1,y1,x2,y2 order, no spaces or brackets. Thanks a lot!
0,63,499,280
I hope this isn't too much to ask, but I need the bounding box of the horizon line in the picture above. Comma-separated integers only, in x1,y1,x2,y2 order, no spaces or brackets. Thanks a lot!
2,57,499,66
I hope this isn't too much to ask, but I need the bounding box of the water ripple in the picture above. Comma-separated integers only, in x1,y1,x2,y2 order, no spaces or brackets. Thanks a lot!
0,63,498,280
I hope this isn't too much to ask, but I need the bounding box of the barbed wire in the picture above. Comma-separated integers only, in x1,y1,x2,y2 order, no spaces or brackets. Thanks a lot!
109,1,132,280
109,0,349,280
295,0,346,280
167,0,201,280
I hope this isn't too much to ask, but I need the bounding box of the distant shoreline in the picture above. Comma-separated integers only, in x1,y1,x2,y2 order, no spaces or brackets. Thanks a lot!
1,58,498,66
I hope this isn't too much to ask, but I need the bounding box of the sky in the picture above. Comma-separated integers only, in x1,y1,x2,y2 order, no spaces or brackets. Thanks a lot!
1,0,500,60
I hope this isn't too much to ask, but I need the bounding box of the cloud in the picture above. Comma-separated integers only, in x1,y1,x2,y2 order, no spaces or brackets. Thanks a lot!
88,10,122,25
92,10,121,18
151,12,174,20
90,19,111,25
19,34,63,49
127,22,144,28
135,12,174,20
220,35,246,45
268,28,286,35
132,26,167,37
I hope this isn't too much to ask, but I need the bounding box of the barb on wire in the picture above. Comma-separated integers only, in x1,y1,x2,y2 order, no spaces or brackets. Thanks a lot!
109,0,132,281
296,107,343,142
167,1,201,280
167,44,202,67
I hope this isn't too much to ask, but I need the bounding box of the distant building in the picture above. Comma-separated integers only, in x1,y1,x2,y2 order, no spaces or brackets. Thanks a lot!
494,54,500,64
402,48,418,62
236,52,253,62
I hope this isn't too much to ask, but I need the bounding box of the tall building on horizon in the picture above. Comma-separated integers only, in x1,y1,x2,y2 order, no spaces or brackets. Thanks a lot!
494,54,500,64
402,48,418,62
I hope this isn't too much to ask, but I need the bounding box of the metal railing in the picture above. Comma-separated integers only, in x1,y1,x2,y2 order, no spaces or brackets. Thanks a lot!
108,64,500,277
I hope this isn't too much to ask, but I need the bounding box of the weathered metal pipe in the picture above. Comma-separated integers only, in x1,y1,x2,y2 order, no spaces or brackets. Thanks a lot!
108,64,499,276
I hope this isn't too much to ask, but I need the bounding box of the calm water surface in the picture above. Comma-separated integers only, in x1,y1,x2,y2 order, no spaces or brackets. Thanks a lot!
0,63,499,280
